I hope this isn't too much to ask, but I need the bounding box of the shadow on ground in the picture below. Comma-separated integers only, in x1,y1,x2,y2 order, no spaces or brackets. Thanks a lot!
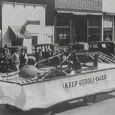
94,93,115,104
53,93,115,114
1,93,115,115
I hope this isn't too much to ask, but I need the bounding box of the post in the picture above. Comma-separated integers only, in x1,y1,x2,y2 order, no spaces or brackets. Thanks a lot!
0,2,2,47
101,15,104,41
112,16,114,41
93,53,98,67
70,15,72,43
54,14,57,44
87,16,89,42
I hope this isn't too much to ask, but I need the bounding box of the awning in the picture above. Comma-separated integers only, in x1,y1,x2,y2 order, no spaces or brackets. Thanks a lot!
9,26,31,39
56,9,102,16
103,12,115,16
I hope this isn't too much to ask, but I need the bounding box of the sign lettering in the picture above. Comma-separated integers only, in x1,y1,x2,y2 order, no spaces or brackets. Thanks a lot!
63,74,107,88
63,81,78,88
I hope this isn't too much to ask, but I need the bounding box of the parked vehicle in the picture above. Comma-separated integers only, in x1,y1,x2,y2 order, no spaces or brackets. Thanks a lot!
9,46,27,54
34,43,62,61
68,42,89,51
89,41,115,57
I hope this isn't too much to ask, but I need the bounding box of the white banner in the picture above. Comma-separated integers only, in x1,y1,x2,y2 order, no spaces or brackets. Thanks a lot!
0,67,115,110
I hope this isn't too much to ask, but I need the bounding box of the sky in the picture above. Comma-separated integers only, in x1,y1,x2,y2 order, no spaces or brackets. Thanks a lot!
102,0,115,13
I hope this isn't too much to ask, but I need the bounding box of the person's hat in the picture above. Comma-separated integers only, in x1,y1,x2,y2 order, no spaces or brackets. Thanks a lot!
15,47,19,51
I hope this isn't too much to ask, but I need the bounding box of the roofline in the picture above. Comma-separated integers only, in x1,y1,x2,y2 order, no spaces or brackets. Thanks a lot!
0,1,47,7
89,41,115,44
103,12,115,16
56,9,102,16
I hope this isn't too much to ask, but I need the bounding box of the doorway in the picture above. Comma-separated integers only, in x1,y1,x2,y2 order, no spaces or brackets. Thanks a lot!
72,16,87,42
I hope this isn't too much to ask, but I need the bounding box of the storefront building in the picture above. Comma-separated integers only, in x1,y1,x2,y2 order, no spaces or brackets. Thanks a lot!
102,0,115,41
42,0,115,46
43,0,102,46
55,0,102,46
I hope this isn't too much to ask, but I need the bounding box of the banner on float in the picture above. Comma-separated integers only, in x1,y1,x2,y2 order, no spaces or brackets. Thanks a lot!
0,68,115,110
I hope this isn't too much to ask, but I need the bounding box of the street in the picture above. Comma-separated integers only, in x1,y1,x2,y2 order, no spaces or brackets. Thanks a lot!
0,92,115,115
55,92,115,115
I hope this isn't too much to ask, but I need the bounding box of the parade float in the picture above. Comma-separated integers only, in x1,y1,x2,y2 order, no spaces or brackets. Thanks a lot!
0,43,115,114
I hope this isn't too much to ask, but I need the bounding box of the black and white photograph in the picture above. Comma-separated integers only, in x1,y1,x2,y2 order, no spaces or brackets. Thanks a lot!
0,0,115,115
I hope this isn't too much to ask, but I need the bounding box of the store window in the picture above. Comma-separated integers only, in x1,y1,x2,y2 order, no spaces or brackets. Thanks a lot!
88,16,101,42
56,14,70,46
103,17,113,41
57,28,70,46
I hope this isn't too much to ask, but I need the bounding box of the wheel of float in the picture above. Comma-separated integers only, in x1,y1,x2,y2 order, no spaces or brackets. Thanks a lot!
5,104,22,112
83,95,96,104
45,110,54,115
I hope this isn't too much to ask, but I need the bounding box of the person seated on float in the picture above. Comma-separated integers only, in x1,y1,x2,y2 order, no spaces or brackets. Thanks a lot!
61,49,69,66
19,49,28,69
0,49,6,72
11,48,20,71
0,47,11,73
67,52,82,75
3,47,10,72
38,49,43,61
